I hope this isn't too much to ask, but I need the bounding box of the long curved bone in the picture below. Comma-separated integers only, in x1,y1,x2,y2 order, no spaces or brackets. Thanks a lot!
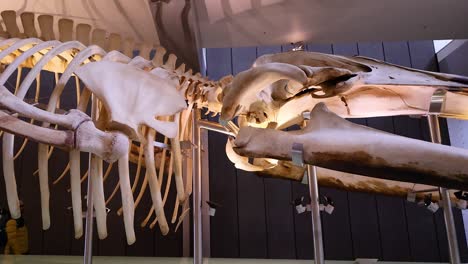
145,128,169,235
221,62,307,122
69,150,82,238
118,149,136,244
0,107,127,221
234,103,468,190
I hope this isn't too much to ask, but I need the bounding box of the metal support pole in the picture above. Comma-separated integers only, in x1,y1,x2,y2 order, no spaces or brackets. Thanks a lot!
192,109,203,264
83,155,94,264
307,165,325,264
427,115,460,264
83,95,97,264
301,112,325,264
198,119,236,137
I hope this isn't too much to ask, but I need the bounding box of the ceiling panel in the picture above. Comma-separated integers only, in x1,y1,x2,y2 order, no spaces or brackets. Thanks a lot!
193,0,468,48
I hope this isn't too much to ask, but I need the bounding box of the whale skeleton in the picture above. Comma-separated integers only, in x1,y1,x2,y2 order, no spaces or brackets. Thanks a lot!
2,9,468,245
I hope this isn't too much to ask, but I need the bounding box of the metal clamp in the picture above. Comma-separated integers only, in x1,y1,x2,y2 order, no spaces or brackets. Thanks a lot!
425,98,460,263
301,171,309,185
218,119,239,136
153,140,170,149
291,143,305,166
428,89,447,115
292,41,305,51
180,140,196,150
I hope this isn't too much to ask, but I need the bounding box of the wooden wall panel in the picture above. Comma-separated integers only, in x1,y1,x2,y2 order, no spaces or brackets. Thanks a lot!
348,43,386,260
126,165,154,257
291,181,314,260
154,176,183,257
17,133,44,255
290,43,334,260
348,192,382,259
333,43,359,56
37,71,71,255
0,143,5,209
232,47,269,258
260,45,300,259
98,163,126,256
316,42,357,261
264,178,296,259
405,40,442,262
69,152,96,256
357,42,385,60
363,44,414,260
206,47,240,258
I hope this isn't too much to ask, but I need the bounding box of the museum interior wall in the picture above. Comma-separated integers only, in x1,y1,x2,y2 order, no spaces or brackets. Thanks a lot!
1,40,468,261
438,39,468,246
439,40,468,152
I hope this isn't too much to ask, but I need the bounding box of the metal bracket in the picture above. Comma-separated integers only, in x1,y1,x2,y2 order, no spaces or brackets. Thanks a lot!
407,187,440,202
425,99,460,263
409,187,439,194
180,140,196,150
301,170,309,184
219,118,228,127
291,143,305,166
292,41,305,51
218,119,239,135
153,140,170,149
428,89,447,114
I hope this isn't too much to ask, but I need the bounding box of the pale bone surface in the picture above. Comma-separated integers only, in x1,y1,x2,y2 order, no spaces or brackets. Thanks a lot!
220,50,468,200
233,103,468,190
0,9,225,245
2,7,468,245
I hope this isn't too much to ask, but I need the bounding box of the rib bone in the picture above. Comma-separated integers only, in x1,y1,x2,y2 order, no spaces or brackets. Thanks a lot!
145,128,169,235
118,143,136,244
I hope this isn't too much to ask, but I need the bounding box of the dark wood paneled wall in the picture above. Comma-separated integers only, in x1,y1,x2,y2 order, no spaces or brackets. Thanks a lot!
205,41,468,261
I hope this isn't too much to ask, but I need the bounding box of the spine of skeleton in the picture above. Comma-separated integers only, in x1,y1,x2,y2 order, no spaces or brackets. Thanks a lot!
0,10,224,244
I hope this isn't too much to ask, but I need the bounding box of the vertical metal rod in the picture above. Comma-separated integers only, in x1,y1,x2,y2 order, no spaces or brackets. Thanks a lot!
192,109,203,264
83,95,97,264
182,153,191,257
427,115,460,264
83,155,94,264
307,165,325,264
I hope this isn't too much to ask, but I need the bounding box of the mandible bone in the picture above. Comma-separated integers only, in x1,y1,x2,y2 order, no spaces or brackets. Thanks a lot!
233,103,468,190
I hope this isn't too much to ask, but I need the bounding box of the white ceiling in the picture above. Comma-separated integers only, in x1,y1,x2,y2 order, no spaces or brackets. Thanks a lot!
0,0,159,44
193,0,468,48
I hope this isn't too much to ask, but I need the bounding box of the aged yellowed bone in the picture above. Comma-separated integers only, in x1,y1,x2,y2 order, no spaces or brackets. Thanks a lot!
0,9,225,245
221,51,468,128
220,50,468,194
0,41,192,244
233,103,468,190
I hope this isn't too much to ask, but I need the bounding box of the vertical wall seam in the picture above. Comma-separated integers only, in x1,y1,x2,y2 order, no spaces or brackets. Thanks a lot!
230,47,241,258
